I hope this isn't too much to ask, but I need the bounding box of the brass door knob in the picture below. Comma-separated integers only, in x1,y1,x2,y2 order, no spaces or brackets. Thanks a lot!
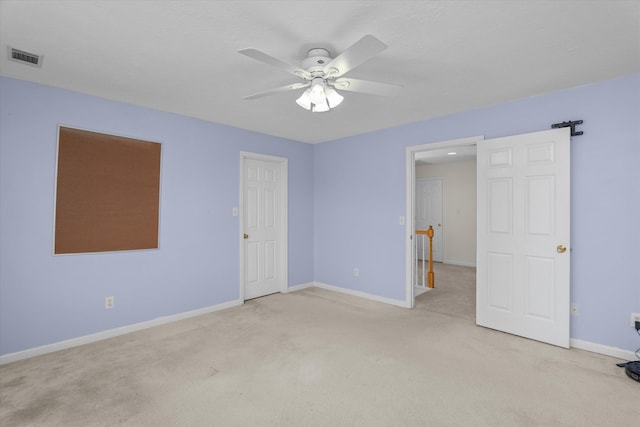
243,234,249,239
557,245,567,253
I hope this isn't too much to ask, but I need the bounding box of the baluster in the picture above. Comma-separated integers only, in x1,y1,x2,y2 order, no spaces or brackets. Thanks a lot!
421,234,426,287
414,231,420,288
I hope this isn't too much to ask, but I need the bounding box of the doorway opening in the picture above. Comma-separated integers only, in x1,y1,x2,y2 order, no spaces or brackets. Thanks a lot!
405,136,483,311
407,129,571,347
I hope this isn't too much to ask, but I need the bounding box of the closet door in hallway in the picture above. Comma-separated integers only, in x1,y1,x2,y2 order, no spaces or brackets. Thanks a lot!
415,178,443,262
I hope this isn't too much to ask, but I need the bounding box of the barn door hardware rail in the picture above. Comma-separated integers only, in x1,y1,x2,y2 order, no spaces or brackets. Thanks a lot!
551,120,583,136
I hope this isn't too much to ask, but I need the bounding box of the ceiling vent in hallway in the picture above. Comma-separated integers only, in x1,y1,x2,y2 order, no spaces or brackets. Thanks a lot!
8,47,42,67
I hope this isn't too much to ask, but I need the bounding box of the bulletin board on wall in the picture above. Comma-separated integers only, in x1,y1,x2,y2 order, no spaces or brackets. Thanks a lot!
54,126,161,254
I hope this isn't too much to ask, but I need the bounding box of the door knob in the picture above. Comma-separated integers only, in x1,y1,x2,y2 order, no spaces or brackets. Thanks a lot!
243,234,249,239
556,245,567,253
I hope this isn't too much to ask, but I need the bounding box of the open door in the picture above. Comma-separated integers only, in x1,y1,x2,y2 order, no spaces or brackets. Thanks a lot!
476,128,571,347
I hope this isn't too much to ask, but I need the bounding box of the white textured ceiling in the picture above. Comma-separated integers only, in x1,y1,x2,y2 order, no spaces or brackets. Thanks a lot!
1,0,639,144
415,144,477,165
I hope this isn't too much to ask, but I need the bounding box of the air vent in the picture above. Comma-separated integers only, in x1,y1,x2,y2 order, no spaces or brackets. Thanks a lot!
8,47,42,67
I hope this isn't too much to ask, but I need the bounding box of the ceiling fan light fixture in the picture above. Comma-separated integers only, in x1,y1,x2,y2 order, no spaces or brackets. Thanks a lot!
296,79,343,112
311,100,330,113
309,78,326,105
325,87,344,108
296,89,312,110
296,90,330,112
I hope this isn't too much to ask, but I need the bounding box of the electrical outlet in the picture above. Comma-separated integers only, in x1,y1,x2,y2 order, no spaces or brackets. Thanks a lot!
105,296,114,309
570,303,579,316
353,268,359,277
631,313,640,328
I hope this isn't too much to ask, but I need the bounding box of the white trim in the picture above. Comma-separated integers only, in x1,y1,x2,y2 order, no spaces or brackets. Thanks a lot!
406,136,484,309
239,152,288,302
285,282,314,293
0,299,242,365
405,147,416,308
52,124,165,256
314,282,410,308
570,338,637,361
4,290,632,364
442,259,477,268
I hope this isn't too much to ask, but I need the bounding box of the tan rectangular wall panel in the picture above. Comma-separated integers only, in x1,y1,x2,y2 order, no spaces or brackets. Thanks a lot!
55,127,161,254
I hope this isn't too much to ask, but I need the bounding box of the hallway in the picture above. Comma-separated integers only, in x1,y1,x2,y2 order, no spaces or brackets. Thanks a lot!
415,262,476,321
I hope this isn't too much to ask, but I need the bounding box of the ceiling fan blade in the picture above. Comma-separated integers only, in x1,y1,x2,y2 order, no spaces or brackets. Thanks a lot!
239,48,311,79
242,82,310,100
322,35,388,78
331,78,402,97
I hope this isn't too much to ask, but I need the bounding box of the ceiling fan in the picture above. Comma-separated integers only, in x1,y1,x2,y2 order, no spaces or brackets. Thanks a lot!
238,35,401,112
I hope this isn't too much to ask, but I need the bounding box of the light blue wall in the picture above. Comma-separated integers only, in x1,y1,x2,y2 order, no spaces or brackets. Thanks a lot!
2,74,638,357
314,74,640,353
0,77,314,355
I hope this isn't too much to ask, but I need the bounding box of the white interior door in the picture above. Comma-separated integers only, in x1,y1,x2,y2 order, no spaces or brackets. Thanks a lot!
241,153,287,300
415,178,443,262
476,128,570,347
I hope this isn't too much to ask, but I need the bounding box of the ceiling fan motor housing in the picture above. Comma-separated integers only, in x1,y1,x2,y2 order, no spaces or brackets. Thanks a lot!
302,48,334,77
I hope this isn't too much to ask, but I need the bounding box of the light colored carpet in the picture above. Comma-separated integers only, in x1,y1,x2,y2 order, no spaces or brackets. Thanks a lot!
415,262,476,321
1,286,638,426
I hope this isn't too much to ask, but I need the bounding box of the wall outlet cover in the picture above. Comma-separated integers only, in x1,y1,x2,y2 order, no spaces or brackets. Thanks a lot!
570,303,579,316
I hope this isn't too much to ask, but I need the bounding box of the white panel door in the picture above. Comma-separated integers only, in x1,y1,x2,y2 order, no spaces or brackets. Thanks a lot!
243,157,283,300
415,178,443,262
476,128,570,348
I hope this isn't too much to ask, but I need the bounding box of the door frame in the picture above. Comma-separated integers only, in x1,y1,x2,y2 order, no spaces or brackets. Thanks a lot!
405,136,484,308
239,151,288,302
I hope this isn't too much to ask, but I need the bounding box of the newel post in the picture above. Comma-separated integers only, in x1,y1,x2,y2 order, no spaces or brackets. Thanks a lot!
426,226,435,288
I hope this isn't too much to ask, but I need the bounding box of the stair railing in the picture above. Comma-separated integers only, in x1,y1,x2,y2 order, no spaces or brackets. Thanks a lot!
415,226,435,289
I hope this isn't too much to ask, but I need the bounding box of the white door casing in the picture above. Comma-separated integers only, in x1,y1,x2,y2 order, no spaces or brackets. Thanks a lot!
476,128,570,348
415,178,443,262
240,152,288,301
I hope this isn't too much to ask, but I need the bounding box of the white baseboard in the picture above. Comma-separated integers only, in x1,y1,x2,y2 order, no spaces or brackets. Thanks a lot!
314,282,410,308
0,299,242,365
310,284,637,360
442,259,476,268
5,292,633,365
285,282,314,293
570,338,637,361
